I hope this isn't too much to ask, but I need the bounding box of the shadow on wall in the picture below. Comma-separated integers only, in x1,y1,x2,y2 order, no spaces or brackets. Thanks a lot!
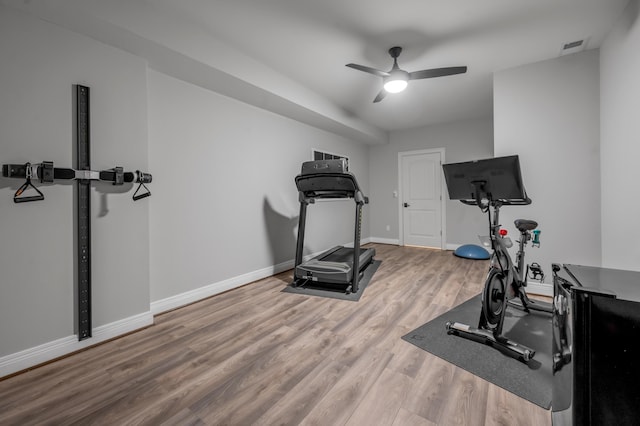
263,197,298,266
622,0,640,36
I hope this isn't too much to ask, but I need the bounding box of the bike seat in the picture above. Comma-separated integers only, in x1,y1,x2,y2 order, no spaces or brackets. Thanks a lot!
514,219,538,232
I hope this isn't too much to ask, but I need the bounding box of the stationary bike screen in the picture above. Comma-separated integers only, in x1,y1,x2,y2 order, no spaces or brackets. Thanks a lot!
442,155,527,202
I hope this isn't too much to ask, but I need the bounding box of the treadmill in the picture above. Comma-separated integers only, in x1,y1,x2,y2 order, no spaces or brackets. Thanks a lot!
292,159,376,294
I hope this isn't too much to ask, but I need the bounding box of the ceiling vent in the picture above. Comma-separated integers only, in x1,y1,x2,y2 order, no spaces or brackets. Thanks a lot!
559,38,589,56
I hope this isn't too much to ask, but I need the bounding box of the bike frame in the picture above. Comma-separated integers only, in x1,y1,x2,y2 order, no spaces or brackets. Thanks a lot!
488,202,527,294
482,202,523,334
446,196,553,362
482,201,552,333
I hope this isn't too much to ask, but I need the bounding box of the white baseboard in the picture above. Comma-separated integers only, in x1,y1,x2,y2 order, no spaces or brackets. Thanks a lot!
526,281,553,297
371,238,459,249
1,254,311,378
150,259,295,315
370,237,400,245
151,239,379,316
0,311,153,379
446,244,551,297
342,237,372,248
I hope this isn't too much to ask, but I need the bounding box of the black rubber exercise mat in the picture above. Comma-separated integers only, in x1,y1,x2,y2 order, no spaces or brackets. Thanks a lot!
402,294,552,409
282,260,381,301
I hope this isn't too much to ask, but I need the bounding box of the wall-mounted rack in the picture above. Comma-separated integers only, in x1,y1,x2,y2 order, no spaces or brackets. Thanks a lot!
1,85,152,340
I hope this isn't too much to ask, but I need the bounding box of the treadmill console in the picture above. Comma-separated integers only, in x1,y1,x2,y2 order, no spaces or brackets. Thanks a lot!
296,159,360,199
301,159,348,175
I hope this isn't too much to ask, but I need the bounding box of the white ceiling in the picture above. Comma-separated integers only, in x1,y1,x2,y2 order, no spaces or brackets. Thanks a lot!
4,0,630,143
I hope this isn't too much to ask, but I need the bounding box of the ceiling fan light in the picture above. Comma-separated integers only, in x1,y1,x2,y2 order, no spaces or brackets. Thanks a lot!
384,79,408,93
383,69,409,93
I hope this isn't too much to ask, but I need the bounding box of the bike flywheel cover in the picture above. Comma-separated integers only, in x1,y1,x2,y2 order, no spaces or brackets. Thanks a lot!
482,272,506,327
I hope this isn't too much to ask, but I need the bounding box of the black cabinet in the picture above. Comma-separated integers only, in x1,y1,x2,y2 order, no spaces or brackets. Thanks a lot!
552,264,640,425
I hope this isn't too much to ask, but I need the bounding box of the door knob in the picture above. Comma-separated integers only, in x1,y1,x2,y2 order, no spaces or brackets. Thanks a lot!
403,202,410,208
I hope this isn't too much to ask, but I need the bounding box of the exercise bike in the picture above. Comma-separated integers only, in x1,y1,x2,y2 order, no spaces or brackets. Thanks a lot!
441,155,552,362
446,198,552,361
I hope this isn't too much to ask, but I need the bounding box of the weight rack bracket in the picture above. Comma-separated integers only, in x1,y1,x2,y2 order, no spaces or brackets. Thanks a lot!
77,84,92,340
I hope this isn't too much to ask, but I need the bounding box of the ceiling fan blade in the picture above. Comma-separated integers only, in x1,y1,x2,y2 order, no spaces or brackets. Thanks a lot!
409,66,467,80
346,63,390,78
373,89,387,103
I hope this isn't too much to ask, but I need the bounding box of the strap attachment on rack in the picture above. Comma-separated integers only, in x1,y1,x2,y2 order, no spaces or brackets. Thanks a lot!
14,162,45,203
132,170,152,201
112,166,124,185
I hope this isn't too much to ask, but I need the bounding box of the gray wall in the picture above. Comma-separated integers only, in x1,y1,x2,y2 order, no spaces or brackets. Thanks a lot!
494,49,601,277
600,0,640,271
0,7,370,373
148,70,370,303
369,118,494,246
0,7,150,358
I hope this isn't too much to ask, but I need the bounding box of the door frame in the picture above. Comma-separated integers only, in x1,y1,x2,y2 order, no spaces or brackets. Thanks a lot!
397,148,446,249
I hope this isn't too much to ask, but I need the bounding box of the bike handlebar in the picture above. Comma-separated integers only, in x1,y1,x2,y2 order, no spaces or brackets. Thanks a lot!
460,197,531,207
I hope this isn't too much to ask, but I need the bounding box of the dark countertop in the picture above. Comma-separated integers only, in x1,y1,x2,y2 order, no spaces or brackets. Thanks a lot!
562,264,640,303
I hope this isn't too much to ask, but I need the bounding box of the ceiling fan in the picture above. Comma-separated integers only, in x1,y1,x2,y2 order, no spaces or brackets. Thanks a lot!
346,46,467,103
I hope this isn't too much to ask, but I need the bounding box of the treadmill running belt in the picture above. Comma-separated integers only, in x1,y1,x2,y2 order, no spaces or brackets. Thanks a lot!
321,247,366,264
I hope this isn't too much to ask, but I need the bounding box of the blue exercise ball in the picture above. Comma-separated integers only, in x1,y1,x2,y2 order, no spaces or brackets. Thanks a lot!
454,244,490,260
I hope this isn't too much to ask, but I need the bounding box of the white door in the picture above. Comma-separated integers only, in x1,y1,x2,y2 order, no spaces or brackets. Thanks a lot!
400,150,443,248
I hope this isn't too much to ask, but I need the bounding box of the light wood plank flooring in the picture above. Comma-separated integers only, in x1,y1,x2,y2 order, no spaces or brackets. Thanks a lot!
0,244,551,425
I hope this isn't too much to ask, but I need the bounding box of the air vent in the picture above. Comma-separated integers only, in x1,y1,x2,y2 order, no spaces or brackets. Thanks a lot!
563,40,583,50
559,38,589,56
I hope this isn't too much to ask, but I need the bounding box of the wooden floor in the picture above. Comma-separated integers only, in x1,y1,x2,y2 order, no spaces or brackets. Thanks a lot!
0,244,551,425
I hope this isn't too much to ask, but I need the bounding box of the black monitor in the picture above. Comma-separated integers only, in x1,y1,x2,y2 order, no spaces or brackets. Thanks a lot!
442,155,528,202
